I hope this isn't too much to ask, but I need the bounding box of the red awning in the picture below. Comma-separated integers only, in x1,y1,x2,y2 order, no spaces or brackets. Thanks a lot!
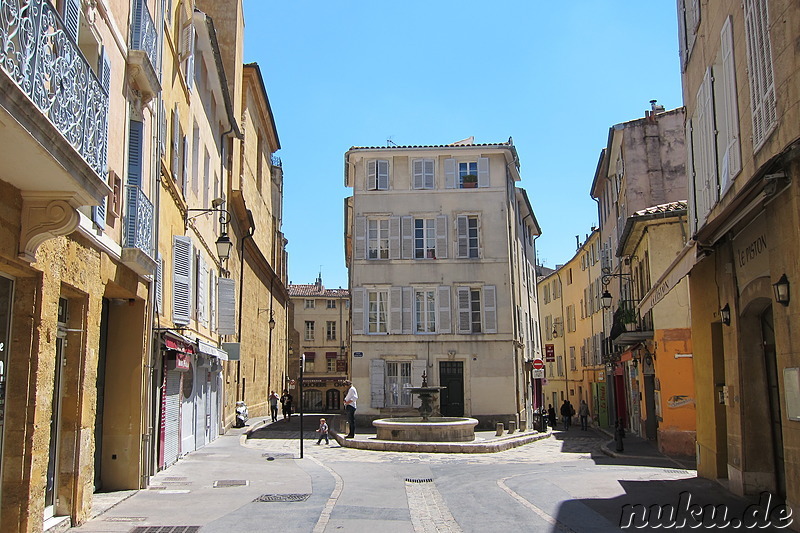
164,337,194,354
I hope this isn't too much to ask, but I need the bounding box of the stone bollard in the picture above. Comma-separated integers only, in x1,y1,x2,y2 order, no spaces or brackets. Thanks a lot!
508,421,517,434
519,419,527,432
496,422,504,436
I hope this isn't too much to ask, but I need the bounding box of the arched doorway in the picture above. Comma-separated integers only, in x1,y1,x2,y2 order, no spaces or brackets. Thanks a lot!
761,306,785,497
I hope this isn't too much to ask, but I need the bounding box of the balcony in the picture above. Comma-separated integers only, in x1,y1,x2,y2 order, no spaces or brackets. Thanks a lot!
128,0,160,103
122,185,157,276
610,300,653,347
1,0,111,260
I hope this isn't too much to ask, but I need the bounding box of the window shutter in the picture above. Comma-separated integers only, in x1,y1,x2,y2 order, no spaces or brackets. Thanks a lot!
181,135,188,194
744,0,776,150
159,100,167,157
686,119,698,234
179,22,194,59
351,288,364,335
401,216,413,259
412,159,424,189
377,160,389,190
370,358,386,408
477,157,490,187
62,0,81,41
98,46,111,95
677,0,688,72
171,106,180,176
410,359,427,408
700,67,717,217
435,215,448,259
424,159,435,189
389,216,400,260
91,198,107,229
125,119,144,242
720,16,741,188
131,0,143,48
390,286,402,334
172,236,193,325
457,287,471,334
400,287,411,334
185,34,195,91
197,255,207,326
483,285,497,333
155,252,163,315
209,269,217,332
367,160,377,190
354,216,366,260
217,277,236,335
456,215,469,258
444,158,456,189
437,286,451,334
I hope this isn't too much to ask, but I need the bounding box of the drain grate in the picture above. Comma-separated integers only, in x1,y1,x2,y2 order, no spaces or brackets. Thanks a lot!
663,469,691,475
253,493,310,503
213,479,248,488
103,517,146,522
405,478,434,484
131,526,200,533
162,477,188,481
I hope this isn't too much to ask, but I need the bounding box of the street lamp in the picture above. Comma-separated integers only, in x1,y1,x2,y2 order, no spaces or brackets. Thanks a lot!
186,207,233,262
601,290,613,309
214,232,233,261
720,304,731,326
773,274,790,306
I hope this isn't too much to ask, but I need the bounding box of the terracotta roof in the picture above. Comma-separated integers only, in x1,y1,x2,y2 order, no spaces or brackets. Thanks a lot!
288,284,349,298
632,201,688,218
348,141,513,151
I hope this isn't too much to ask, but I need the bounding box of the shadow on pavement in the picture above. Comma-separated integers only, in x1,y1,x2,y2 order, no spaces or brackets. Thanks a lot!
246,412,343,440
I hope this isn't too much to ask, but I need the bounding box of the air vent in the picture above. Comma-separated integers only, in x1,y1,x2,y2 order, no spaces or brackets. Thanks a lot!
405,478,433,484
213,479,248,488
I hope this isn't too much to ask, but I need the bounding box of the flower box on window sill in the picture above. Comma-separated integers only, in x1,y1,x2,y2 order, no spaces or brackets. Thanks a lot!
461,182,478,189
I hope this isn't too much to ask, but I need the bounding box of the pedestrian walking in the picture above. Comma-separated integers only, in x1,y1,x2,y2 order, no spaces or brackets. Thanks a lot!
315,418,329,445
547,404,557,429
560,400,572,430
269,391,280,422
578,400,590,431
344,380,358,438
280,389,293,420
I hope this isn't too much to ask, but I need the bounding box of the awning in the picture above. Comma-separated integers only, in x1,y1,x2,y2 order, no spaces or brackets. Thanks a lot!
163,332,195,354
196,338,229,360
638,241,697,316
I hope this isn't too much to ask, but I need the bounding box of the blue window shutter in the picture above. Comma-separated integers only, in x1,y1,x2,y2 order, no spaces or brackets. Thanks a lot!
125,120,144,246
131,0,143,49
91,197,107,229
62,0,81,42
98,46,111,95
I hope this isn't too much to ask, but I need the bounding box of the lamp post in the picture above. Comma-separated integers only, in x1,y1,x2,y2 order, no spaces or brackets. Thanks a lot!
185,208,234,263
299,352,305,459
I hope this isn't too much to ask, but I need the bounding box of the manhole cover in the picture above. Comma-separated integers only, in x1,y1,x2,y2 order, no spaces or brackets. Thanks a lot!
213,479,249,488
131,528,200,533
262,453,294,459
104,517,146,522
253,493,310,502
405,478,433,483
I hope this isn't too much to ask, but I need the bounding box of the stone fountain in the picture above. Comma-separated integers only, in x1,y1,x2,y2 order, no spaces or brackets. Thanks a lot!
372,371,479,442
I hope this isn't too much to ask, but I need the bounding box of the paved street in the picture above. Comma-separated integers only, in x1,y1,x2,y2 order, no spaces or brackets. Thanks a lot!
71,416,781,532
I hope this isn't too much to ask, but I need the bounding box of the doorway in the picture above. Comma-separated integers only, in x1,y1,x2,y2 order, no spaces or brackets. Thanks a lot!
45,299,68,520
94,298,109,491
439,361,464,417
761,307,785,497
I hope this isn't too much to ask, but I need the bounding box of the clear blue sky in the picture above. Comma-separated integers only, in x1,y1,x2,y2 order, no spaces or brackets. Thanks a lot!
243,1,684,289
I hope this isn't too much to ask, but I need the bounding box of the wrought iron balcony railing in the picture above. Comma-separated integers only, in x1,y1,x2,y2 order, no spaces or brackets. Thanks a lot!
0,0,109,178
130,0,157,75
124,185,154,258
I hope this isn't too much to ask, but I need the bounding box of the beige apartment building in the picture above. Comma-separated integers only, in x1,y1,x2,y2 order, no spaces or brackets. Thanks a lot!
288,277,350,411
344,139,543,430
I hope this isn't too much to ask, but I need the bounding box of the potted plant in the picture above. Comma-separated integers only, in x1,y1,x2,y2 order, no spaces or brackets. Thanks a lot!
462,174,478,188
618,303,638,331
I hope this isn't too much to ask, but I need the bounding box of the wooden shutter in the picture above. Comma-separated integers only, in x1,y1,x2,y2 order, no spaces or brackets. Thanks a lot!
700,67,717,216
401,287,412,334
444,158,456,189
412,159,424,189
389,216,400,260
477,157,490,187
424,159,435,189
437,286,451,334
720,16,741,188
367,160,377,190
171,106,180,176
390,286,402,334
483,285,497,333
435,215,448,259
457,287,471,334
98,46,112,95
217,277,236,335
377,160,389,190
370,359,386,408
677,0,688,72
91,198,107,229
744,0,776,149
354,216,366,260
125,119,144,241
185,34,195,91
686,119,698,234
401,216,413,259
155,252,163,315
197,255,207,326
62,0,81,41
351,287,365,335
209,269,217,332
456,215,469,258
172,236,193,325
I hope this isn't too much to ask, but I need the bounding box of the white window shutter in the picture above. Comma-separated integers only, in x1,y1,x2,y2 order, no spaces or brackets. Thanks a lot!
401,216,413,259
437,286,451,334
444,158,456,189
424,159,435,189
171,106,180,177
209,270,217,332
720,16,741,187
700,67,718,214
686,119,698,234
457,287,471,334
402,287,413,334
390,286,402,334
477,157,490,187
370,358,386,408
389,216,401,260
377,160,389,190
456,215,469,258
354,216,366,260
159,100,167,158
351,288,364,335
744,0,776,150
172,236,193,325
435,215,448,259
412,159,424,189
677,0,688,72
484,285,497,333
180,22,194,59
367,160,377,190
155,252,164,316
217,277,236,336
197,255,208,326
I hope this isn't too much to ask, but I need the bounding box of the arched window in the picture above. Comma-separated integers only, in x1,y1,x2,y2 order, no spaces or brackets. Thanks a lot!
326,389,341,411
303,389,323,411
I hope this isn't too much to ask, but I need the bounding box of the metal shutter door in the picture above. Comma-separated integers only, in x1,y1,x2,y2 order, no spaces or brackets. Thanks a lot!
163,370,181,467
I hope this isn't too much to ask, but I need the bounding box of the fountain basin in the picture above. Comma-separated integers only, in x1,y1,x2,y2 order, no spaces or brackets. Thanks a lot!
373,417,479,442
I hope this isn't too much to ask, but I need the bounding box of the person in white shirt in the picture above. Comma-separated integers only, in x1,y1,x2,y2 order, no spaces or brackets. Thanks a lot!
343,380,358,438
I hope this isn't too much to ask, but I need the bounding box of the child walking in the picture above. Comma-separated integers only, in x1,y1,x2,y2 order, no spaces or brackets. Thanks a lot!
316,418,329,445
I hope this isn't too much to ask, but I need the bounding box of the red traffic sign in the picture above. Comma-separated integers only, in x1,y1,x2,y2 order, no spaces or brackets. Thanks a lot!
532,359,545,370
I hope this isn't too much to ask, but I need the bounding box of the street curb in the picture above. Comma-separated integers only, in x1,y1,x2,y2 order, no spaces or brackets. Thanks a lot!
330,428,552,453
599,441,656,460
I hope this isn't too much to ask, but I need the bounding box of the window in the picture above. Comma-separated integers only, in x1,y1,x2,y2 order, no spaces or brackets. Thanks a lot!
677,0,700,71
412,159,435,189
327,357,337,373
570,346,576,371
304,299,315,309
368,218,390,259
414,218,436,259
368,290,388,333
386,361,412,407
415,289,436,333
327,299,336,309
305,321,315,341
459,161,478,188
456,215,479,259
557,356,564,377
367,159,389,190
326,321,336,340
